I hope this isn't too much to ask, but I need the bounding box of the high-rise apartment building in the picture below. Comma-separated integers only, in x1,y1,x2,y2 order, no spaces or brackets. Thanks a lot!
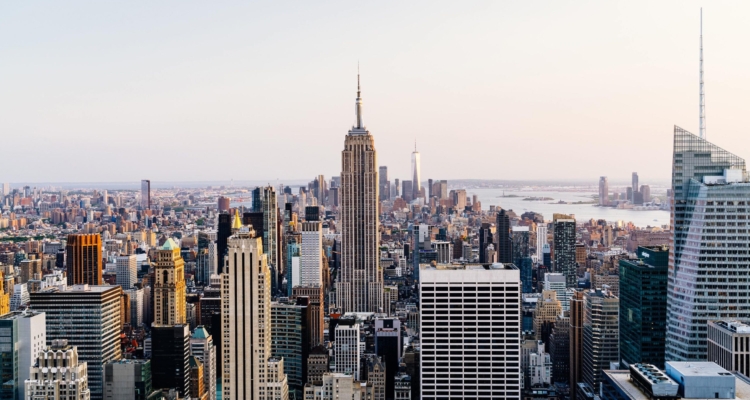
221,222,289,400
140,179,150,210
115,255,137,289
631,172,639,203
667,126,750,361
300,221,323,287
619,245,668,369
336,76,383,314
599,176,609,206
412,145,421,199
552,215,576,288
153,238,186,326
66,233,102,286
549,312,570,385
30,285,122,400
581,289,619,394
25,340,91,400
420,263,521,399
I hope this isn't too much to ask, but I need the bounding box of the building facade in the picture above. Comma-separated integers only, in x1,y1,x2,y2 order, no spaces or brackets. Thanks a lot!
66,234,102,286
153,238,186,326
420,264,521,399
708,320,750,379
30,285,122,400
26,340,91,400
619,245,668,369
552,216,576,288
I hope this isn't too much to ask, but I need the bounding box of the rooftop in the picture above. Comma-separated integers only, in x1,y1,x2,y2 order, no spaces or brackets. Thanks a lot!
712,320,750,334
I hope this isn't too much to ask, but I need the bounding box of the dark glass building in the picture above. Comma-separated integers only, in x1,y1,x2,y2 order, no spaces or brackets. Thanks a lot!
375,318,401,400
151,325,190,396
216,213,232,273
619,245,669,369
496,209,512,263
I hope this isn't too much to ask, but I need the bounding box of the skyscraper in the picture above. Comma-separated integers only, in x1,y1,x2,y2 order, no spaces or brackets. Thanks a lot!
412,143,421,199
536,223,548,262
631,172,639,203
619,245,668,369
569,290,584,400
420,263,521,399
153,238,186,326
115,254,137,290
598,176,609,206
336,75,383,314
252,186,280,291
31,285,123,400
190,326,217,400
581,289,619,394
552,215,577,288
300,221,323,287
140,179,150,210
666,126,750,361
496,209,512,264
151,324,190,396
66,233,102,286
221,220,289,400
378,166,390,201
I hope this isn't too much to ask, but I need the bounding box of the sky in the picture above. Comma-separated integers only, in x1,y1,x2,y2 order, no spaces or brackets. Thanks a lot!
2,1,750,186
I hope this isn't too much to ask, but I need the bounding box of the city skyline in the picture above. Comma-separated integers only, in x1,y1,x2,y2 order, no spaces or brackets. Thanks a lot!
3,2,750,183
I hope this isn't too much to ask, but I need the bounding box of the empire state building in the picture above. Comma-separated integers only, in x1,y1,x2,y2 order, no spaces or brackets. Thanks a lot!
336,75,383,313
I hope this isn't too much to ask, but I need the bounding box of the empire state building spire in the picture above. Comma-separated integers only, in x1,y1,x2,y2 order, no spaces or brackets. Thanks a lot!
355,71,364,130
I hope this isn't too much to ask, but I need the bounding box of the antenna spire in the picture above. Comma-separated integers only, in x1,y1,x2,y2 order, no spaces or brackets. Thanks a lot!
355,64,363,129
699,8,706,139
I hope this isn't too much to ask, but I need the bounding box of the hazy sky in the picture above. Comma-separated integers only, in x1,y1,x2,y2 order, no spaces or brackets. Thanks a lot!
2,1,750,185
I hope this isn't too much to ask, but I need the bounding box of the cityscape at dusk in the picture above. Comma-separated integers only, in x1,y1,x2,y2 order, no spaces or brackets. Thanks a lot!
3,2,750,400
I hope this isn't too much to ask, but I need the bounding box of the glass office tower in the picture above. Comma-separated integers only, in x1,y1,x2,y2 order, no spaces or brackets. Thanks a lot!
666,126,750,361
619,245,669,369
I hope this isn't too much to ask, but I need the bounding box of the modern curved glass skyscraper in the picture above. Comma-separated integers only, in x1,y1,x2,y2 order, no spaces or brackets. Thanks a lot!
666,126,750,361
336,75,383,313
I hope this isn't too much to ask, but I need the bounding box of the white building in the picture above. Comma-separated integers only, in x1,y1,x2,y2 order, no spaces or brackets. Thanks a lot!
543,273,571,311
303,373,363,400
25,339,90,400
115,255,137,289
536,224,548,261
420,263,521,399
11,283,29,311
0,311,46,400
334,323,361,380
529,341,552,386
221,219,289,400
300,221,323,287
